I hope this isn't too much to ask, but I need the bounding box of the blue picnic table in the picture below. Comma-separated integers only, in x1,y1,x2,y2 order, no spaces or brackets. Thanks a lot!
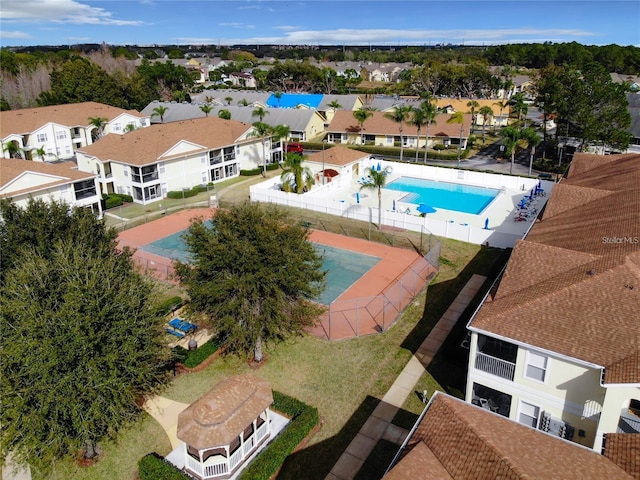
168,318,198,334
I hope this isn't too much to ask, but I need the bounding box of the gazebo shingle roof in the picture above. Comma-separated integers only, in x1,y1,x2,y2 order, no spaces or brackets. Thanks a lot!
177,375,273,450
305,145,369,167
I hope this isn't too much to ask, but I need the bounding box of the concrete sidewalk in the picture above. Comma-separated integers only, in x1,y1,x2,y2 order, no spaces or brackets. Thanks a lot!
325,274,487,480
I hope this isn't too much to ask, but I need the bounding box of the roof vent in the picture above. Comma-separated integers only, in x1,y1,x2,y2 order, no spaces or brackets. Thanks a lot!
586,269,596,276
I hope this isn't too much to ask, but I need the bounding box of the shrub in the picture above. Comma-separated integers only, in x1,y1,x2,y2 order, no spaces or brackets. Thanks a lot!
104,195,123,209
116,193,134,203
433,143,446,151
138,453,190,480
238,392,319,480
166,189,198,199
155,296,184,316
240,168,262,176
172,336,222,368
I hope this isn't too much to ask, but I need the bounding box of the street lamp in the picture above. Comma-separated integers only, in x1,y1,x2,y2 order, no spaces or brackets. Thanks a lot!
322,139,328,185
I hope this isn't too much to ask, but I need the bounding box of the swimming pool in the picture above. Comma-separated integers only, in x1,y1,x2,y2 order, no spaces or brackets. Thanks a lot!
144,231,380,306
385,177,500,215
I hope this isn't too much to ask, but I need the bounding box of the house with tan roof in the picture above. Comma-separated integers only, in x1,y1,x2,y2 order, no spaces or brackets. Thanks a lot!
325,110,472,152
386,392,635,479
0,158,102,216
302,145,371,185
465,153,640,453
75,117,264,205
0,102,150,161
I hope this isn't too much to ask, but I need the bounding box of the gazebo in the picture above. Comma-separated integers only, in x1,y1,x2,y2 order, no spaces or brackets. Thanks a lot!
177,375,274,479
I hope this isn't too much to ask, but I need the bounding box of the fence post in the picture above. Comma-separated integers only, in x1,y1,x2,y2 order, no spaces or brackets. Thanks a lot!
328,305,332,341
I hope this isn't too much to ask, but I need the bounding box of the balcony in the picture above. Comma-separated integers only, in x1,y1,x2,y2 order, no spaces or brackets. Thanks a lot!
475,352,516,381
617,414,640,434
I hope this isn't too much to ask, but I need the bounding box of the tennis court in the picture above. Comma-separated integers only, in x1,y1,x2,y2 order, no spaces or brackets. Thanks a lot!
117,208,438,340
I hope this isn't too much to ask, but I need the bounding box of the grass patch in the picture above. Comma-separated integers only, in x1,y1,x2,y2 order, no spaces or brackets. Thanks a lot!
40,413,171,480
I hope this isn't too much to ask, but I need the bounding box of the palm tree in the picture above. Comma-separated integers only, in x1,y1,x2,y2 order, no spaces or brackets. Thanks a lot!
252,106,269,123
493,100,509,130
353,108,373,145
88,116,108,141
421,100,438,162
327,99,342,110
200,104,213,117
250,121,273,176
218,109,231,120
384,105,413,163
271,124,291,161
508,93,528,126
2,141,23,159
273,91,283,108
360,167,389,229
32,145,47,161
521,127,541,176
151,106,169,123
478,106,494,143
238,98,249,107
466,100,479,129
409,107,427,162
499,126,522,175
225,96,233,106
280,152,314,194
446,111,465,168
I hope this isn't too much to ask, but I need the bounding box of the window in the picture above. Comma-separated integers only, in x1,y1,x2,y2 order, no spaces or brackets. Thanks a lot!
525,352,548,382
37,133,48,143
519,401,540,428
56,130,67,140
113,123,121,132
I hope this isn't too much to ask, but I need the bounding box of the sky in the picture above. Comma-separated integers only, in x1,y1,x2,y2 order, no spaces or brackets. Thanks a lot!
1,0,639,48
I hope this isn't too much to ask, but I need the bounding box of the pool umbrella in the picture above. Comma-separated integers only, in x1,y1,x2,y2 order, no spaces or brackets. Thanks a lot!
484,218,490,229
392,199,396,211
377,162,381,171
356,192,360,203
417,203,436,215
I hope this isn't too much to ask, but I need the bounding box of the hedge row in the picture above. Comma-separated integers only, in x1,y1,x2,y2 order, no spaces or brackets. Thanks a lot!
238,391,319,480
102,193,133,209
240,163,281,176
154,296,184,317
165,183,214,199
138,453,190,480
172,336,222,369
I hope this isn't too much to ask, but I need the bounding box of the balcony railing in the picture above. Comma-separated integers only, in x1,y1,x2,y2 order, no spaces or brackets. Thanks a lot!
617,415,640,434
475,352,515,381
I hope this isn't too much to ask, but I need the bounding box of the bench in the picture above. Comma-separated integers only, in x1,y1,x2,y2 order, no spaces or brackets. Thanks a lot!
165,327,185,339
169,318,198,334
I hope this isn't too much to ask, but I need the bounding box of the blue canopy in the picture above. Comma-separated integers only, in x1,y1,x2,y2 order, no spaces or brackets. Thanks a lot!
417,203,436,214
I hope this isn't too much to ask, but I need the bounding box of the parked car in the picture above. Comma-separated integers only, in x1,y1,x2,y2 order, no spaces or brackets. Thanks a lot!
286,143,304,154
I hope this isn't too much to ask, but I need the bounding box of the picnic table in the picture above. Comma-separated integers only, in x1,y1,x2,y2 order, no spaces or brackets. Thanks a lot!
168,318,198,334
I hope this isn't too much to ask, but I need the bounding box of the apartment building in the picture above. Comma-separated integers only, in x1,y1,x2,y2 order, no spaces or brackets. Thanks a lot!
465,153,640,453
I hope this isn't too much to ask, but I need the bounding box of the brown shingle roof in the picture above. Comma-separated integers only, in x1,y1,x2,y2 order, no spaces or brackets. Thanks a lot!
326,110,472,138
390,394,633,479
77,117,252,166
603,433,640,479
177,375,273,450
0,158,96,199
385,441,454,480
305,145,369,167
0,102,146,137
470,153,640,384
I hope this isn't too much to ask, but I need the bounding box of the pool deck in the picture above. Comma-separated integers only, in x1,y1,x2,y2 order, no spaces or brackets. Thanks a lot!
117,208,435,341
323,171,548,239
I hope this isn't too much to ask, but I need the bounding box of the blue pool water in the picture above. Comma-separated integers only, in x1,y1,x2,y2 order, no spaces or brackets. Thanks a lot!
145,231,379,305
385,177,500,215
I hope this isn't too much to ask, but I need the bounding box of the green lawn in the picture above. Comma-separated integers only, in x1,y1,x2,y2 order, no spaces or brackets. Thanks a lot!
51,236,504,480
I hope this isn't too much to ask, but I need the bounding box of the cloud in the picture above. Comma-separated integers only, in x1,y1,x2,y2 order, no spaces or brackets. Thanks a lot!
219,22,255,30
0,30,31,39
219,27,598,46
1,0,144,26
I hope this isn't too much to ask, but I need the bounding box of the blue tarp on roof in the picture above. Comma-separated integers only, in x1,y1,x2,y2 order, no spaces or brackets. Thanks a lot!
266,93,324,109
